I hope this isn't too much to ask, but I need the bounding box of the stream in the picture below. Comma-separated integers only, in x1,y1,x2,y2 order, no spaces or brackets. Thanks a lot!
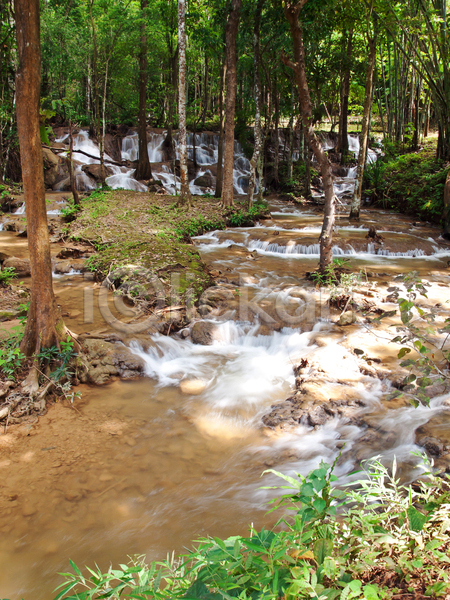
1,138,450,599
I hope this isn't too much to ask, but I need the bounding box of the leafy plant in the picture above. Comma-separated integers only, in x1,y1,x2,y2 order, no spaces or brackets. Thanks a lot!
37,336,78,382
0,346,26,380
60,201,81,222
53,455,450,600
387,272,450,407
0,266,17,287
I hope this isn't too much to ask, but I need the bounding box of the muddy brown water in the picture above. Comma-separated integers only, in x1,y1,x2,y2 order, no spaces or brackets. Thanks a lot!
1,197,450,599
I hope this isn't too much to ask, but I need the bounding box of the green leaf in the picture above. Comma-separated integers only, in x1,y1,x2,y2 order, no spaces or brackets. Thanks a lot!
406,506,428,532
398,347,411,359
363,584,380,600
314,539,333,565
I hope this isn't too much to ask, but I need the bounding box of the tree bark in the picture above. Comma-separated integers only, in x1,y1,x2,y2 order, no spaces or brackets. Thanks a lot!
68,119,80,205
215,60,226,198
89,0,105,185
15,0,62,355
177,0,191,206
349,28,376,220
135,0,152,181
337,29,353,163
283,0,335,271
221,0,242,207
247,0,264,207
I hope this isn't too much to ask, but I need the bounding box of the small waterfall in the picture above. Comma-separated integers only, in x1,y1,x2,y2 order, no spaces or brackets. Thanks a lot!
14,203,26,214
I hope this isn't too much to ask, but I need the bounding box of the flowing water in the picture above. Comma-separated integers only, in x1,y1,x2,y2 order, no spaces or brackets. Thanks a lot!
1,139,450,598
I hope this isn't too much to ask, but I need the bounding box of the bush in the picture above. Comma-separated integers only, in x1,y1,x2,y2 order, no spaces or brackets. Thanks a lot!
364,149,449,222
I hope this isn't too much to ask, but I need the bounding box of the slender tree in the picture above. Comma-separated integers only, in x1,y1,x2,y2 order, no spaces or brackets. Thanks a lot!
15,0,64,372
247,0,264,207
444,169,450,240
349,10,376,220
215,59,226,198
283,0,336,270
177,0,191,206
135,0,152,181
336,28,353,163
221,0,242,207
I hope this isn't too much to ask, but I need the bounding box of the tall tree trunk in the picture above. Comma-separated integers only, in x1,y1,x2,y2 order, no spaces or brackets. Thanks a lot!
247,0,264,207
443,168,450,240
349,28,376,220
135,0,152,181
15,0,62,357
177,0,191,206
221,0,242,207
337,29,353,163
215,60,226,198
89,0,104,185
273,75,279,186
283,0,336,271
201,54,209,128
68,119,80,205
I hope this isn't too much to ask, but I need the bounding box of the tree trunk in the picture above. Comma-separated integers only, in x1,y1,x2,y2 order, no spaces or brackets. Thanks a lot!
349,30,376,220
68,119,80,205
283,0,335,271
443,168,450,240
89,0,104,185
15,0,62,355
214,60,226,198
201,54,209,128
135,0,152,181
337,29,353,163
221,0,242,207
247,0,264,207
177,0,191,206
273,76,279,186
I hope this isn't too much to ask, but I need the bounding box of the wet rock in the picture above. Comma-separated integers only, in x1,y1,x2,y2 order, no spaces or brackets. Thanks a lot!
104,133,122,163
191,321,217,345
42,147,68,188
338,311,357,326
194,172,214,188
81,164,114,181
56,247,85,259
3,256,31,277
79,339,146,385
180,379,207,395
415,413,450,458
0,251,11,263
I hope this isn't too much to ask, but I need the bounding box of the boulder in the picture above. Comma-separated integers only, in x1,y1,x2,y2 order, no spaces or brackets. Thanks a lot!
104,133,122,163
81,164,114,181
79,338,146,385
180,379,207,395
0,309,18,322
42,147,68,188
3,257,31,277
191,321,217,345
194,171,214,188
338,310,357,326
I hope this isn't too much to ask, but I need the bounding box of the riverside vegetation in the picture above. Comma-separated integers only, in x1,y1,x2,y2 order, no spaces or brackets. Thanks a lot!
53,456,450,600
